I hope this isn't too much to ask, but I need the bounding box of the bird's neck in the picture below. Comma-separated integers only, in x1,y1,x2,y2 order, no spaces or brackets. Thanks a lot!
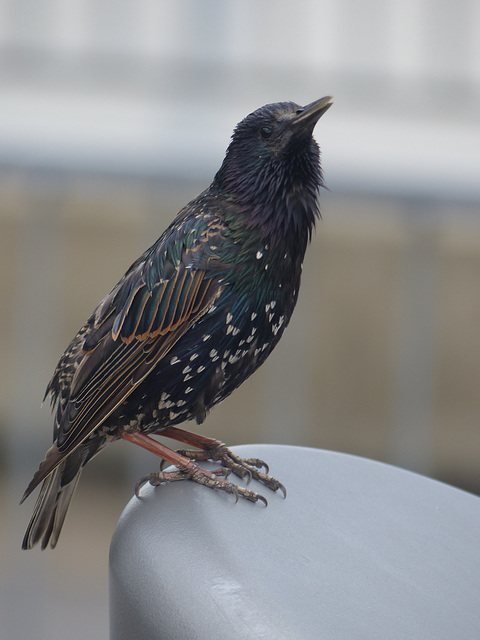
212,147,322,248
201,189,310,299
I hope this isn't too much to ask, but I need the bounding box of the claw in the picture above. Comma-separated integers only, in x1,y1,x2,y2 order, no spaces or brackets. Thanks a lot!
135,475,149,498
242,458,269,474
256,494,268,507
243,466,253,485
212,467,231,478
230,484,239,503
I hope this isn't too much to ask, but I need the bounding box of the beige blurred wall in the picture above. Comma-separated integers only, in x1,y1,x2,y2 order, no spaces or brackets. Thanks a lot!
1,169,479,493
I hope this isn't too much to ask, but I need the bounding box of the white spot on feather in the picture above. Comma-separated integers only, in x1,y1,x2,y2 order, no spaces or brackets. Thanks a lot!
272,316,285,335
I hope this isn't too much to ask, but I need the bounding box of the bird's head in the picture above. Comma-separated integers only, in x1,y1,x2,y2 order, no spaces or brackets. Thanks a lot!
214,97,333,243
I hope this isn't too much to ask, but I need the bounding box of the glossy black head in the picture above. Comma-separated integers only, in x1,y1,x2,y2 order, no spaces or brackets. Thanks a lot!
214,97,333,243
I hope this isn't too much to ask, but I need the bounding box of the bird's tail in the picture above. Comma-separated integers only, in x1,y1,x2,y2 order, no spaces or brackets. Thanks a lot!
21,460,83,550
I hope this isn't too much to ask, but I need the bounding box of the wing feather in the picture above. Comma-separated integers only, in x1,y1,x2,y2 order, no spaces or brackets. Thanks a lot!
25,223,227,497
58,273,221,455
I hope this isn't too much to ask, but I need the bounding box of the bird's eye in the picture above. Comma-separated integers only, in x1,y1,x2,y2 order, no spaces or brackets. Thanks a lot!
260,126,273,140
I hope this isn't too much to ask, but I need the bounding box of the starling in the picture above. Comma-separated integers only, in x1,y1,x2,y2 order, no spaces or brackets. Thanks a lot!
21,96,333,549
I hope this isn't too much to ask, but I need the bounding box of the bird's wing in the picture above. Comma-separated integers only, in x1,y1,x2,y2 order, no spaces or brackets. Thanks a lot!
62,261,222,453
23,216,227,499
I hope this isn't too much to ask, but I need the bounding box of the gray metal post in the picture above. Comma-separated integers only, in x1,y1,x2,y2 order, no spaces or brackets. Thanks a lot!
110,444,480,640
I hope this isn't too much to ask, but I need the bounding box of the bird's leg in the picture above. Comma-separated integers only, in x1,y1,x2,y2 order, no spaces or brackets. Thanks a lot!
156,426,286,497
120,431,267,504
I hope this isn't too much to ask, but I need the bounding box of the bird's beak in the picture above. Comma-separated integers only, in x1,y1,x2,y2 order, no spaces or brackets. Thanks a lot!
293,96,333,129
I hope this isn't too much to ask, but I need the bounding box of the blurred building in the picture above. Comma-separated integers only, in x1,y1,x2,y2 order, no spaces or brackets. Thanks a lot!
1,2,479,638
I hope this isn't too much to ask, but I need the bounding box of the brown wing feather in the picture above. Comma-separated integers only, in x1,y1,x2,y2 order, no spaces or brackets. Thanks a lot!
22,267,223,501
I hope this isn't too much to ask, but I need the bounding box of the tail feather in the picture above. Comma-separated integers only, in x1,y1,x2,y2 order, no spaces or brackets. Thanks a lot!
20,443,65,505
22,461,83,550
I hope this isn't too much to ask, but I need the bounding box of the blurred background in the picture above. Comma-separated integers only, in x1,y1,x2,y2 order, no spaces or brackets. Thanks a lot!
1,1,479,638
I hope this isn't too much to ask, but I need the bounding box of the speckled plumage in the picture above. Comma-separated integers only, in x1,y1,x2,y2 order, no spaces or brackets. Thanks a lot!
22,96,332,549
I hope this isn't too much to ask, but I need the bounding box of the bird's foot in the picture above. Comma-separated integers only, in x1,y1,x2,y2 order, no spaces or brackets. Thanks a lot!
122,430,281,505
135,464,267,505
157,429,286,498
175,445,286,497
